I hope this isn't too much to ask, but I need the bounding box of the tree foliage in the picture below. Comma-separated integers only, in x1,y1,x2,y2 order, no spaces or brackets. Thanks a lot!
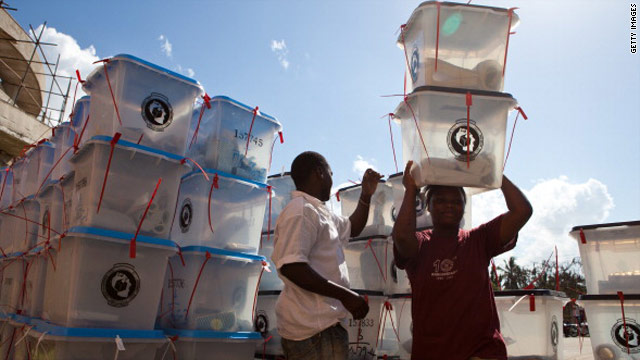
490,256,587,299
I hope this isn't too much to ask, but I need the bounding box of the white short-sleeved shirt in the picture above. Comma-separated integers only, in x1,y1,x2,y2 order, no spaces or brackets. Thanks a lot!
271,190,352,341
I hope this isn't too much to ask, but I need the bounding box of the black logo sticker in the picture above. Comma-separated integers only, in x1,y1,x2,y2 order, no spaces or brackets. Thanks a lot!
447,119,484,162
551,315,559,352
410,46,419,83
611,318,640,353
101,263,140,308
141,93,173,131
179,198,192,233
254,311,269,336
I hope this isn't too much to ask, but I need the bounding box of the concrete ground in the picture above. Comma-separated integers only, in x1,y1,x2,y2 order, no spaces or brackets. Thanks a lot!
564,337,594,360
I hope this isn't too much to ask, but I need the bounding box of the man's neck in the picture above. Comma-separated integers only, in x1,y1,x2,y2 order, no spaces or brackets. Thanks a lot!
297,186,323,202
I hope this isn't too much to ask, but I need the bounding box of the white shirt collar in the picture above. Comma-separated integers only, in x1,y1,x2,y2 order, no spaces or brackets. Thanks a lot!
291,190,325,207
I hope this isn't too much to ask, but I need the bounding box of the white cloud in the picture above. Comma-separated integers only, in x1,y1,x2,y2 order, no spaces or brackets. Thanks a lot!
472,176,614,268
352,155,377,176
158,35,172,58
270,39,289,70
32,25,101,125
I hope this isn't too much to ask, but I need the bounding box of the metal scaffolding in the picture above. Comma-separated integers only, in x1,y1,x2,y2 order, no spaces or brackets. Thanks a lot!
1,2,76,127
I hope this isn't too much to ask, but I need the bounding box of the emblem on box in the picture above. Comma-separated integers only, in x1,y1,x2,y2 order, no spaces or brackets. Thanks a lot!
101,263,140,307
141,93,173,131
179,198,193,233
611,318,640,353
410,46,420,83
254,311,269,336
551,315,559,352
447,119,484,162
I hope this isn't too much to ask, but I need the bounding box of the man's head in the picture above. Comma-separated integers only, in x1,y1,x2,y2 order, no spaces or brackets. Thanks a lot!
425,185,466,228
291,151,333,201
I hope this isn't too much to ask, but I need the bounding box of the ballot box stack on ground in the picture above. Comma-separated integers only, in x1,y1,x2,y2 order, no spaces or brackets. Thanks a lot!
571,221,640,360
0,53,284,359
336,181,395,360
494,289,569,360
253,172,294,359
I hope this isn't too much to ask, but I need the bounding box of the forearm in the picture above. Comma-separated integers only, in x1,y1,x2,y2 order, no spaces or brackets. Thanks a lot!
498,175,533,243
280,262,355,302
348,193,372,237
392,186,419,258
501,176,532,220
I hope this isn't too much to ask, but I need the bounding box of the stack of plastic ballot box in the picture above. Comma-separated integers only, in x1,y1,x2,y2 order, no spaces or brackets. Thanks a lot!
571,221,640,360
0,53,283,360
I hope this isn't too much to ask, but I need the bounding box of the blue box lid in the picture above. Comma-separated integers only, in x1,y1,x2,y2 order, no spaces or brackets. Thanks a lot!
163,329,261,340
180,246,266,263
31,319,165,339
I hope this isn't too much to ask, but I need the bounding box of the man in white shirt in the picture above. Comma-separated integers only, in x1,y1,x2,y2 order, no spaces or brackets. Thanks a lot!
271,151,382,359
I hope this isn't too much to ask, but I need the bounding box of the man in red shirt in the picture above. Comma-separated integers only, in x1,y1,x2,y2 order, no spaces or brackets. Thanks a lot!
392,161,533,360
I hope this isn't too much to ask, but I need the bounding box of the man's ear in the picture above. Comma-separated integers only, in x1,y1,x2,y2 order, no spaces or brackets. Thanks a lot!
314,166,325,179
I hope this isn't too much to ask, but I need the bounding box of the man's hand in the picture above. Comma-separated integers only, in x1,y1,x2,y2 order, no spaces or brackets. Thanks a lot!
349,168,383,237
340,290,369,320
402,161,418,192
361,168,383,198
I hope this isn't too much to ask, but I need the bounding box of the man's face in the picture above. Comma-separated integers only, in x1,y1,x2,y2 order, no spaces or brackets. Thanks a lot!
428,187,465,228
318,163,333,202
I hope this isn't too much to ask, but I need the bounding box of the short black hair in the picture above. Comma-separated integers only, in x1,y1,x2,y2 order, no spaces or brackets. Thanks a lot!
424,185,466,206
290,151,328,189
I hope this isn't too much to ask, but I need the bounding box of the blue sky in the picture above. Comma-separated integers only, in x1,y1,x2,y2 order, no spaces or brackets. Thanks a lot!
12,0,639,265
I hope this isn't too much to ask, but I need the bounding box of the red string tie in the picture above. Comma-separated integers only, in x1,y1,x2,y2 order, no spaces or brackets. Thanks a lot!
74,113,91,152
529,294,535,312
365,238,386,282
252,263,267,323
176,245,186,267
188,93,211,149
36,145,73,196
208,174,219,233
92,58,122,126
0,167,9,206
399,24,411,96
244,106,259,156
58,233,65,252
75,69,84,84
180,158,209,181
503,105,527,171
387,113,399,173
404,96,431,164
579,228,586,244
97,133,122,213
465,92,472,169
266,186,273,243
59,177,67,232
262,260,271,273
555,246,560,291
185,251,212,319
130,178,162,258
502,8,519,77
617,291,631,354
278,131,284,144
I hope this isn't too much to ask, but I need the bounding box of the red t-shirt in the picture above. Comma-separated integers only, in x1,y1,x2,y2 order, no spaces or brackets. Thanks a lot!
394,216,516,360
